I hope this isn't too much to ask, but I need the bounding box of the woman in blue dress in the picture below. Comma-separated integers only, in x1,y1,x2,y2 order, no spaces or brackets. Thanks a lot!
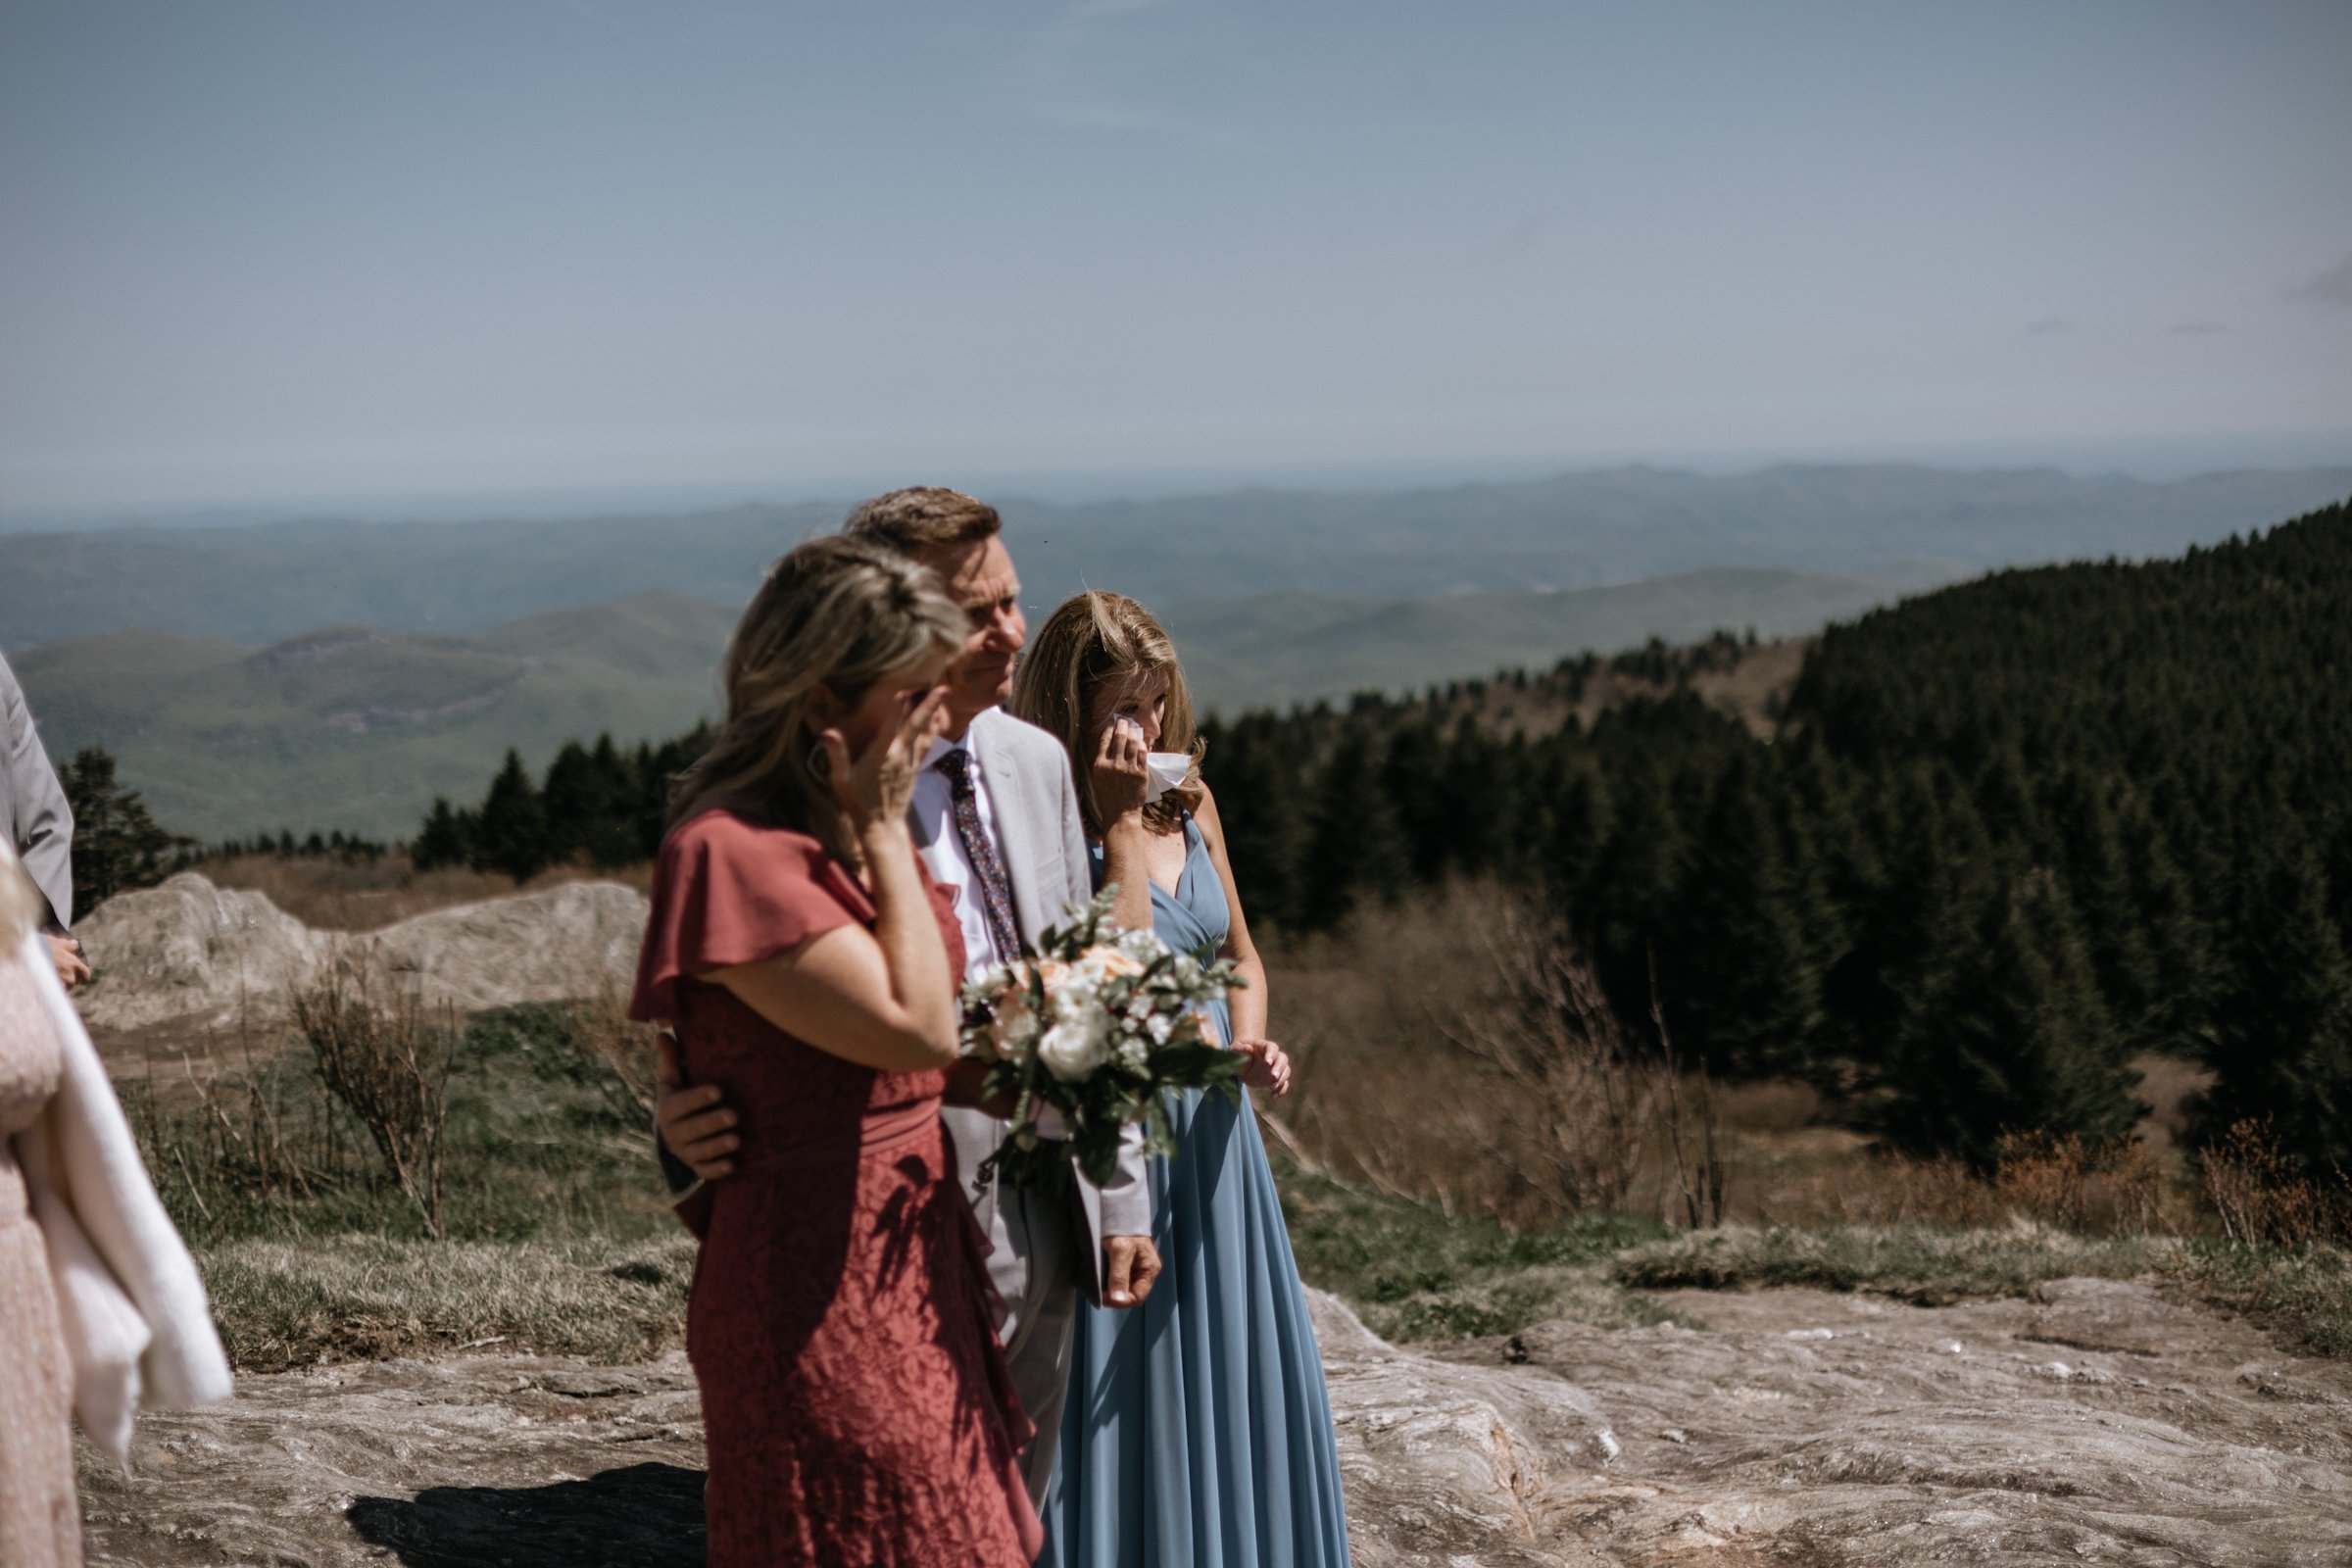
1011,590,1352,1568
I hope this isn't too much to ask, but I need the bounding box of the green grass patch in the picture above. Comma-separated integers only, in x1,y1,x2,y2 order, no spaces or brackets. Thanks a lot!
1614,1220,2352,1362
130,1002,675,1250
1613,1221,2167,1306
2169,1239,2352,1361
1275,1156,1678,1342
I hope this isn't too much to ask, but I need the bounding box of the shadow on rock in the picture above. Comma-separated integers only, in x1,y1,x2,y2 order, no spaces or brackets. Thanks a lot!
347,1460,706,1568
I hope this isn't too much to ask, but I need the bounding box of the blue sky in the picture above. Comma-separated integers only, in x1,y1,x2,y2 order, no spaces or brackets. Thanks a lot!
1,0,2347,521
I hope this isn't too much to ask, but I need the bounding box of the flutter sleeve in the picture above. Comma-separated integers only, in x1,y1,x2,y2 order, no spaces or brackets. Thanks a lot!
630,811,863,1025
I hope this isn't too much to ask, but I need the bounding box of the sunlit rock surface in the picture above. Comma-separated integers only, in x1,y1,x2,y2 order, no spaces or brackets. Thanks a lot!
79,1280,2351,1565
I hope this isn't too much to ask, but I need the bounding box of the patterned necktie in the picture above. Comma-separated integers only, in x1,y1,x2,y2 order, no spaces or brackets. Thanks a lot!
935,748,1025,962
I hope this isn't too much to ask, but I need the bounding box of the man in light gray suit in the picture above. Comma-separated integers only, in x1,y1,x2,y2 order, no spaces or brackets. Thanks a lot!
0,651,88,991
659,488,1159,1504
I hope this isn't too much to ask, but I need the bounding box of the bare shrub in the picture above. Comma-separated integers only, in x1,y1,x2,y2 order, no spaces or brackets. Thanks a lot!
1990,1132,2167,1235
288,951,455,1238
1271,881,1703,1227
1799,1131,2183,1237
1435,902,1671,1217
2202,1119,2350,1247
122,995,365,1243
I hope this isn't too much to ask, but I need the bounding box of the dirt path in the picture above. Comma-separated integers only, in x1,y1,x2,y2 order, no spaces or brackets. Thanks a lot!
79,1281,2350,1566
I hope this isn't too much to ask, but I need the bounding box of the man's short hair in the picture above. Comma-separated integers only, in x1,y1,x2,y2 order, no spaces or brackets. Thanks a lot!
841,487,1002,558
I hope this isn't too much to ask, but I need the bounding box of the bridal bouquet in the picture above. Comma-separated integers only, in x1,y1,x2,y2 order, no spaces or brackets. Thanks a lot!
960,887,1245,1191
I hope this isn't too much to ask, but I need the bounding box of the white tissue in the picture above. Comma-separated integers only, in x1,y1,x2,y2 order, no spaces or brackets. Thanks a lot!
1146,752,1192,803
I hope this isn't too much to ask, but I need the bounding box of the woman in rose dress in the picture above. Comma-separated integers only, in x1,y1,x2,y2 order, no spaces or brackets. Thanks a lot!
631,536,1042,1567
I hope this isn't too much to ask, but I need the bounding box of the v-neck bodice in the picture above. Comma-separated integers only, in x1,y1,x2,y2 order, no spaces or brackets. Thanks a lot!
1091,814,1229,960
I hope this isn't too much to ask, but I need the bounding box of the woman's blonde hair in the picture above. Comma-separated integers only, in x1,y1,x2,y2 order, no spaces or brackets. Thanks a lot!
669,536,964,858
1011,591,1203,838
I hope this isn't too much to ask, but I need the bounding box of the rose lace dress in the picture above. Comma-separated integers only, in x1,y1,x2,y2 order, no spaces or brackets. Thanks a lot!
632,808,1043,1568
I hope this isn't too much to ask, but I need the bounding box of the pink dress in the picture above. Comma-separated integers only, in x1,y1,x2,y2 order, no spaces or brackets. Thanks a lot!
0,940,78,1566
632,808,1041,1568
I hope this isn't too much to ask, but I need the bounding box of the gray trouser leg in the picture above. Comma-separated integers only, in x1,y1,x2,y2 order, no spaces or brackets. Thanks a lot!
943,1106,1081,1507
996,1183,1079,1507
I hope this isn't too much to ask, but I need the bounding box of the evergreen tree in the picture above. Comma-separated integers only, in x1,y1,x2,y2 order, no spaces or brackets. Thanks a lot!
412,798,476,871
1541,760,1611,906
1674,756,1826,1077
1580,753,1688,1020
2047,769,2160,1046
1200,714,1307,930
2198,845,2352,1175
1377,720,1452,885
470,749,549,883
573,735,635,868
1296,726,1409,931
540,739,610,866
1445,717,1518,878
1881,866,2133,1168
58,746,184,914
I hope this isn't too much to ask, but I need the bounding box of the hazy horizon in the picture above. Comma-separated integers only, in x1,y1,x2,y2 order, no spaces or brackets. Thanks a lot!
4,2,2347,528
8,437,2351,537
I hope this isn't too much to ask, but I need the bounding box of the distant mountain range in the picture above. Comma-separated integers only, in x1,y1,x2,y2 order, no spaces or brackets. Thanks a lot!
5,464,2345,651
13,462,2346,841
17,566,1926,841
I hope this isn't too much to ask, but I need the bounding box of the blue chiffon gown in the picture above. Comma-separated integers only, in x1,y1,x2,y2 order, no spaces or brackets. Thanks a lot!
1040,815,1352,1568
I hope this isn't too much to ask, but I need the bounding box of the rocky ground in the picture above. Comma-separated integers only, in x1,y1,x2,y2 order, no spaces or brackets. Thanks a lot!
79,1281,2351,1567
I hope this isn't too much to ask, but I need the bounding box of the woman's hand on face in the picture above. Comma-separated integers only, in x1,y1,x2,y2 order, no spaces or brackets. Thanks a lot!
1232,1036,1292,1097
821,685,951,833
1092,715,1152,826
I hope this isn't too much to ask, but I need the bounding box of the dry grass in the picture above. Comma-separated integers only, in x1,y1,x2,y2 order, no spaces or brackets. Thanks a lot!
1270,886,2233,1244
199,1233,695,1368
199,852,653,931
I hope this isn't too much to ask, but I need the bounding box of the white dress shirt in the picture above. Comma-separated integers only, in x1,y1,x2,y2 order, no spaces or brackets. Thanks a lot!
912,726,1009,981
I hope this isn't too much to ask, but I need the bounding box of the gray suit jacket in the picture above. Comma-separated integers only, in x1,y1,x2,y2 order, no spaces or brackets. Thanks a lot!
0,653,74,930
935,706,1152,1302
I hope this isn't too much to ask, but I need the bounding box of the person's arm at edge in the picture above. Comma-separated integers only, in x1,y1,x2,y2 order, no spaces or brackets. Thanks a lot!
1,660,72,927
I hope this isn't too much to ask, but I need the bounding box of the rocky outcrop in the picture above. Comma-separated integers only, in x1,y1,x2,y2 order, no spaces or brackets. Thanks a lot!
72,875,325,1031
365,881,650,1014
74,874,649,1030
76,1281,2352,1565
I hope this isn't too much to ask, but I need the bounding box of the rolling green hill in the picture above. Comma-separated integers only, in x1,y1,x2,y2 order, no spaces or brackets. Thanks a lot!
16,591,735,842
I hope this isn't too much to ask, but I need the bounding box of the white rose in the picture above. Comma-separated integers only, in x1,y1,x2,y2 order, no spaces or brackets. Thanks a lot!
991,990,1039,1060
1037,1013,1112,1082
